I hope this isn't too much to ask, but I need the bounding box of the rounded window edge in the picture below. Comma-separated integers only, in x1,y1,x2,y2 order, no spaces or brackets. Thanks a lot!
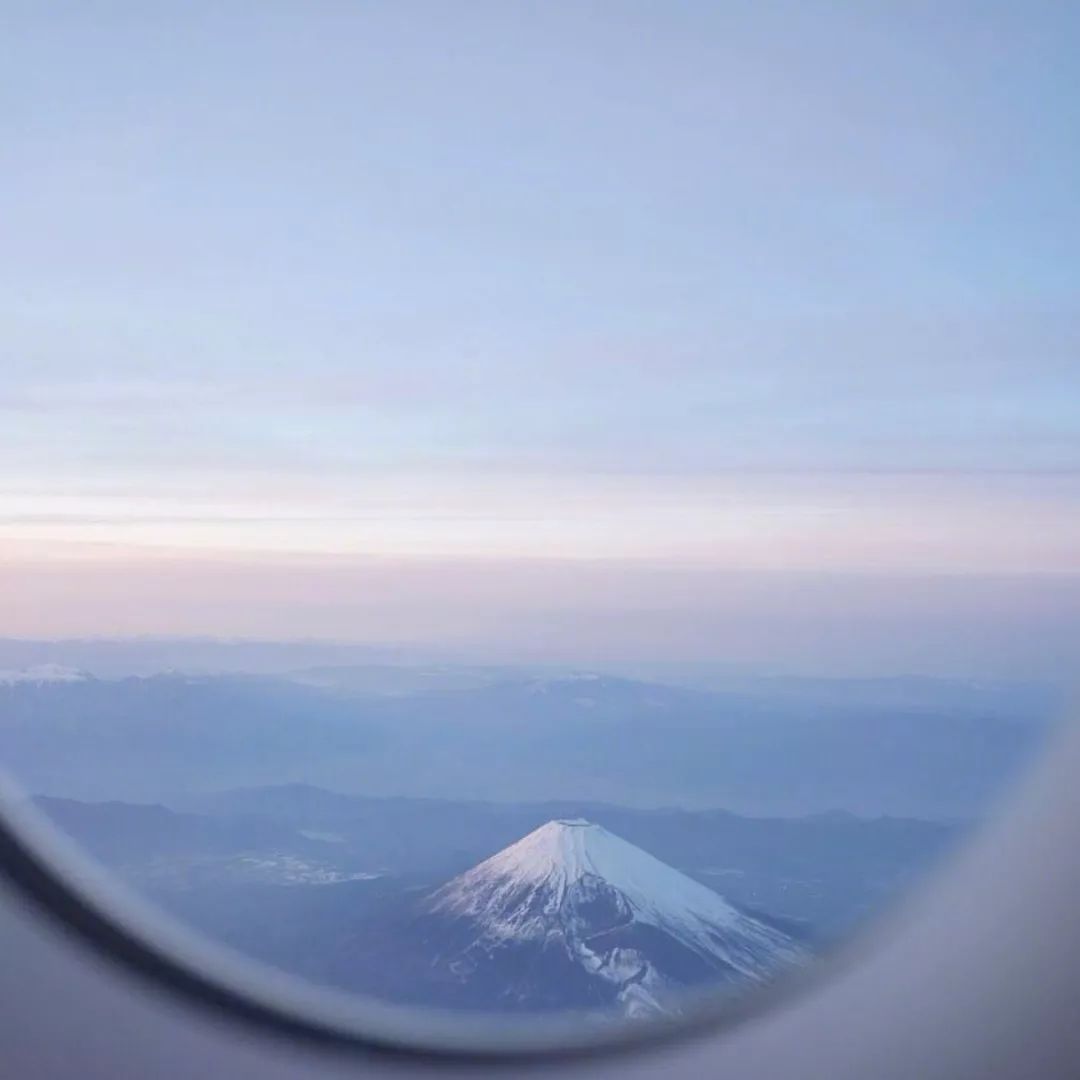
0,775,831,1065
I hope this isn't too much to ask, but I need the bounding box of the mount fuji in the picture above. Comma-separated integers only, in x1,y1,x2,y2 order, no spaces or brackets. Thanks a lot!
341,819,806,1017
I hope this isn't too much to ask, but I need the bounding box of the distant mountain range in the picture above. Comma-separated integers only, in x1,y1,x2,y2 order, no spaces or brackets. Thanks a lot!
2,655,1060,1017
0,667,1058,817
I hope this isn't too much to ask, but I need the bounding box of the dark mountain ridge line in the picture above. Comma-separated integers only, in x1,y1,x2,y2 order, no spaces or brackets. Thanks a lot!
0,664,1058,719
171,781,961,828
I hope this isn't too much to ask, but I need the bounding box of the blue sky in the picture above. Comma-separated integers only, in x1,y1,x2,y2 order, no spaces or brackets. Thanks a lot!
2,3,1078,671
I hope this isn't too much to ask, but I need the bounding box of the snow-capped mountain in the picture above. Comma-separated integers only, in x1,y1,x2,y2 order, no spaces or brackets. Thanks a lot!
413,819,805,1017
0,664,90,686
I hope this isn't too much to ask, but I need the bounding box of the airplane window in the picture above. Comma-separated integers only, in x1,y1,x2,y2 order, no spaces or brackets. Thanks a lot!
1,2,1076,1059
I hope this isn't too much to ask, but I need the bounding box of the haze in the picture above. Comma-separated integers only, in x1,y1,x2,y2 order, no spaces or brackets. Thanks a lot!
3,3,1078,678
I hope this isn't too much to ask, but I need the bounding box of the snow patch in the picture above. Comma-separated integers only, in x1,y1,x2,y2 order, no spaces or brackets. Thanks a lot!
0,664,90,686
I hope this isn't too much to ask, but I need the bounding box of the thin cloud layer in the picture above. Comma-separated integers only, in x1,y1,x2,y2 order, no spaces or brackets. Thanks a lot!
3,3,1078,669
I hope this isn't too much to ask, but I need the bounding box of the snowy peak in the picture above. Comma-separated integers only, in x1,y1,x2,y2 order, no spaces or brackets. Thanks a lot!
429,819,802,979
438,818,740,930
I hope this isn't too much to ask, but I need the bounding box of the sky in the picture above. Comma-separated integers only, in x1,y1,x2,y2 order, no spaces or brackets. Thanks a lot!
2,2,1079,675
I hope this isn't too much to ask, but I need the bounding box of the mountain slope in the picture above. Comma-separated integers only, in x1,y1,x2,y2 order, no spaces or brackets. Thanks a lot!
411,820,804,1016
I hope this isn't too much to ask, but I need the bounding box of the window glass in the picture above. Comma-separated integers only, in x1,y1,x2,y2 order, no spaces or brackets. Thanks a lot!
1,2,1076,1047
